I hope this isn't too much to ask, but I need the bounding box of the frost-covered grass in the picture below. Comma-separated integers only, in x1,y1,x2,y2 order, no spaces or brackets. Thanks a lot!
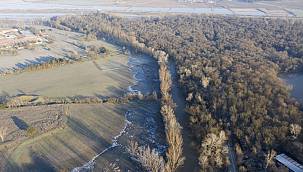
4,104,127,171
0,28,133,98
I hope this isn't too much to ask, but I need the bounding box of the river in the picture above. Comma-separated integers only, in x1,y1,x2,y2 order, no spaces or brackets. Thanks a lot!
168,59,200,172
72,51,167,171
282,73,303,104
72,47,200,171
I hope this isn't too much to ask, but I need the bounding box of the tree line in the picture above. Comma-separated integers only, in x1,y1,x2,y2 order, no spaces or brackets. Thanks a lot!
54,13,303,171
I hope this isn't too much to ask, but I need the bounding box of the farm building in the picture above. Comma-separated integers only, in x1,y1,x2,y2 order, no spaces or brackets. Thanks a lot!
275,154,303,172
0,28,42,48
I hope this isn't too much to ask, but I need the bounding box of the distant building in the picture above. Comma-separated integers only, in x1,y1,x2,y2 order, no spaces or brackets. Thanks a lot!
0,29,18,35
0,28,42,48
5,34,16,39
275,154,303,172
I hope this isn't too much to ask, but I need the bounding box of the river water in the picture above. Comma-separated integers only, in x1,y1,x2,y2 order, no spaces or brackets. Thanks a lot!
72,51,167,171
282,73,303,104
72,48,200,171
168,59,200,172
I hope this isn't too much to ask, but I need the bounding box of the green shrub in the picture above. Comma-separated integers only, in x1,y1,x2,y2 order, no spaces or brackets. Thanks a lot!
26,126,38,138
0,104,6,109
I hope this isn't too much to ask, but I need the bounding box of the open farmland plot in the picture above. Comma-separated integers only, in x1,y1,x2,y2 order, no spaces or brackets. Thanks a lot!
0,105,65,146
0,30,133,98
0,57,131,97
0,105,66,170
0,24,138,171
0,53,132,97
1,104,127,171
0,26,116,75
0,26,88,74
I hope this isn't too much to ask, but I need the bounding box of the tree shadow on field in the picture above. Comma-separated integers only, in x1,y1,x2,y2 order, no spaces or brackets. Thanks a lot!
11,116,28,130
14,56,56,70
66,116,111,151
22,152,56,172
5,151,55,172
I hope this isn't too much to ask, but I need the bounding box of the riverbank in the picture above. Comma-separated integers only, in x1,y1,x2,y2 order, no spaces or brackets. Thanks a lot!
0,28,156,171
71,50,167,171
168,59,200,172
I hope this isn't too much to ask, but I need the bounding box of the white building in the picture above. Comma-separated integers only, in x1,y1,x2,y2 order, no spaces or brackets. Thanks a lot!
275,154,303,172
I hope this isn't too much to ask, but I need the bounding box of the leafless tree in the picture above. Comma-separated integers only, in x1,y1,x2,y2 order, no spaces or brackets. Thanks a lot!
265,149,276,169
290,124,302,138
129,141,165,172
199,130,229,170
0,127,8,142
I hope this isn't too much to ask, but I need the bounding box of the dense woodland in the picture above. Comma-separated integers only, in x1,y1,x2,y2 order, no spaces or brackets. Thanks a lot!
54,14,303,171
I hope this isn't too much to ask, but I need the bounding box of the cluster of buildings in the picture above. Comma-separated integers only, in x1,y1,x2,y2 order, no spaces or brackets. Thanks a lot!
0,28,42,49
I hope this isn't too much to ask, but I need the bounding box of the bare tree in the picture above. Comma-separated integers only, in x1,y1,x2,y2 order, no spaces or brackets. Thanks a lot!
265,149,276,169
290,124,302,139
129,141,165,172
103,163,121,172
199,130,229,170
164,105,185,172
0,127,7,142
63,105,70,116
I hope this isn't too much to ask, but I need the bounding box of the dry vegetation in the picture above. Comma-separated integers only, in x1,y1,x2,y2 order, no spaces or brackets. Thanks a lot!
0,45,132,98
157,51,185,172
199,130,229,170
0,19,181,172
56,13,187,172
126,50,184,172
129,141,165,172
0,103,128,171
0,44,107,76
53,13,303,171
0,105,67,152
1,10,302,172
1,90,157,109
0,127,7,142
0,58,73,76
